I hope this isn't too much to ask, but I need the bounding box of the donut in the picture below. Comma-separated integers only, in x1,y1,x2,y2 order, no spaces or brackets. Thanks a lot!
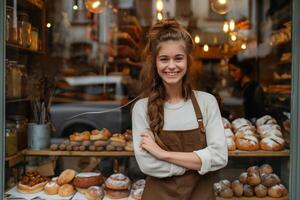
44,181,59,195
73,172,104,190
105,173,131,190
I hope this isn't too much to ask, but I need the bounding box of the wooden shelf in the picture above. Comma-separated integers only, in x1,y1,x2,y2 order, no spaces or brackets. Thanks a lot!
228,150,289,157
23,149,134,157
22,149,289,158
5,151,24,167
216,196,288,200
6,97,30,103
6,43,46,55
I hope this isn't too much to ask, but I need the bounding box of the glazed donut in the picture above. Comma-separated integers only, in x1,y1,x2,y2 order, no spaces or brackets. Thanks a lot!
85,186,104,200
105,188,130,199
260,136,285,151
58,184,75,197
44,181,59,195
256,115,277,127
222,118,231,129
105,173,131,190
57,169,77,185
235,135,259,151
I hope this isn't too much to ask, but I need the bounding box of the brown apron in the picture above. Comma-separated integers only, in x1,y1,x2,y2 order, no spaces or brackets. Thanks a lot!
142,92,216,200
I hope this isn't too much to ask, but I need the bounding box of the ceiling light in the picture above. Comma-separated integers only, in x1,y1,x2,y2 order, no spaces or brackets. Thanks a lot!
203,44,209,52
211,0,229,15
194,35,200,44
85,0,107,14
156,0,163,12
73,5,78,10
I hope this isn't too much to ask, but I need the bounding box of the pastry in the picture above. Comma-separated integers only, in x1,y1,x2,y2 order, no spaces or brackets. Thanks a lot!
247,171,261,186
239,172,248,184
17,171,49,194
105,173,131,190
260,136,285,151
105,188,130,199
57,169,77,185
256,115,277,127
243,184,254,197
226,137,236,151
69,131,90,142
235,135,259,151
125,141,134,151
58,184,75,197
73,172,104,191
254,184,267,197
261,173,281,187
90,128,111,141
130,187,144,200
44,181,59,195
85,186,104,200
222,118,231,129
259,164,273,175
231,180,243,197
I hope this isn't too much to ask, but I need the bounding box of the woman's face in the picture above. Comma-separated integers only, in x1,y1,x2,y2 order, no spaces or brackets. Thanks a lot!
228,64,242,82
156,40,187,87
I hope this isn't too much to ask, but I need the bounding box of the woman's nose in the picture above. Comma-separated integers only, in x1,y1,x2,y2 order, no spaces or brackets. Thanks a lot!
168,59,176,69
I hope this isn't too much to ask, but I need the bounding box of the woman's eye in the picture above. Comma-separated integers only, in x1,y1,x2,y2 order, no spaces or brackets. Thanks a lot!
175,57,184,61
160,58,168,62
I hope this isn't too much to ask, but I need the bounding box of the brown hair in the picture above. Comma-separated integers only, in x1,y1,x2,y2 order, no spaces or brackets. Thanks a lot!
139,18,194,135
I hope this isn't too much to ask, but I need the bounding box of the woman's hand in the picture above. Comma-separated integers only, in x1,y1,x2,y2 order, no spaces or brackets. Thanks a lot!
140,133,167,160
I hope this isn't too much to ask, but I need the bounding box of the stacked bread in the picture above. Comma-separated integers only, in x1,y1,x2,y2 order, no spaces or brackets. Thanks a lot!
256,115,285,151
222,118,236,151
44,169,77,197
214,164,288,198
104,173,131,199
50,129,133,152
232,118,259,151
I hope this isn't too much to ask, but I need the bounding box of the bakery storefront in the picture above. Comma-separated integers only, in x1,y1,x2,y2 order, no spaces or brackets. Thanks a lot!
1,0,300,199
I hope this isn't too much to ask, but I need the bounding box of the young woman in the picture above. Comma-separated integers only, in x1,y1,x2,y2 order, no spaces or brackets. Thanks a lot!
132,19,228,200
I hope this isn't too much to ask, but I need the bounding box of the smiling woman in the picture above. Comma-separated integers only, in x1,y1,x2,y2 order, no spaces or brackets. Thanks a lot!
132,19,228,200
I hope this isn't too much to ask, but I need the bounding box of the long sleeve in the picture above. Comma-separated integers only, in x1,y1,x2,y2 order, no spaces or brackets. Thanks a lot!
193,94,228,175
132,99,186,178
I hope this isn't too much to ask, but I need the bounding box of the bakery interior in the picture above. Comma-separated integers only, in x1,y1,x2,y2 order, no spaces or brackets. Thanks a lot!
3,0,295,199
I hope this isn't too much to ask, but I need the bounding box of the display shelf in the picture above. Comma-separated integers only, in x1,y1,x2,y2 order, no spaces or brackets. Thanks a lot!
6,97,30,103
216,196,288,200
6,43,46,55
228,150,289,157
5,151,24,167
22,149,289,158
23,149,135,157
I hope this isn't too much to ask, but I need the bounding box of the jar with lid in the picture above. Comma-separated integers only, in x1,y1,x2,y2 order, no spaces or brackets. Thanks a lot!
6,60,22,98
17,12,31,48
30,27,39,51
8,115,28,150
5,121,18,157
6,6,18,44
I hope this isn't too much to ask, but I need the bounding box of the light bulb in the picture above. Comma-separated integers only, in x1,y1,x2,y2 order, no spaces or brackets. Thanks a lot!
46,23,51,28
211,0,229,15
223,22,229,33
85,0,107,14
156,0,163,12
73,5,78,10
241,43,247,49
203,44,209,52
231,35,237,41
229,19,235,31
194,35,200,44
157,12,163,21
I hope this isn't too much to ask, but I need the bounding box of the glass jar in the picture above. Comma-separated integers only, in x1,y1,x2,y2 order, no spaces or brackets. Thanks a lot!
6,121,18,157
17,12,31,48
30,27,39,50
6,60,23,99
8,115,28,150
17,64,28,97
6,6,18,44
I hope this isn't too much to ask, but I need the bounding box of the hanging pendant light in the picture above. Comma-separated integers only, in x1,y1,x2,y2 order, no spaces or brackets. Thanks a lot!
211,0,229,15
85,0,107,14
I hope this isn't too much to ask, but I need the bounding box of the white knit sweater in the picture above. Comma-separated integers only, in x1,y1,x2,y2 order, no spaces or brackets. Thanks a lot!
132,90,228,178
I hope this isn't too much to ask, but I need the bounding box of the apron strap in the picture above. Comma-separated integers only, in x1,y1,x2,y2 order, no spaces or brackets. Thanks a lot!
191,91,206,133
